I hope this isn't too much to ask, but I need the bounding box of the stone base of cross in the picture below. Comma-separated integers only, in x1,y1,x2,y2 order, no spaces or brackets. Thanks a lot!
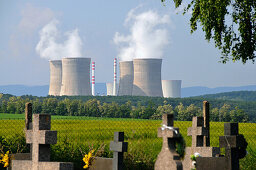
11,114,73,170
154,114,183,170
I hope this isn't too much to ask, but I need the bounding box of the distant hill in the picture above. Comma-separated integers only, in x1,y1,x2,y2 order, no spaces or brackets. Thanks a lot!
196,91,256,101
0,84,256,98
0,83,107,97
181,85,256,97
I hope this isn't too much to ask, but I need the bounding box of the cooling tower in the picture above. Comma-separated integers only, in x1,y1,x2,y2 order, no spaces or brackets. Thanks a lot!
162,80,182,98
106,83,113,96
118,61,134,96
132,58,163,97
49,60,62,96
60,58,91,96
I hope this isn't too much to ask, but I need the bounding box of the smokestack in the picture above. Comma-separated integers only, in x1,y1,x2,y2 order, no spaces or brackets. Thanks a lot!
162,80,182,98
113,58,117,96
132,58,163,97
49,60,62,96
60,58,92,96
106,83,113,96
118,61,134,96
92,61,95,96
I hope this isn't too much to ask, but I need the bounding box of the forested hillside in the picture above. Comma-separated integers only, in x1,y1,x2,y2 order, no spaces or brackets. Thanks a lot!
198,91,256,101
0,93,254,122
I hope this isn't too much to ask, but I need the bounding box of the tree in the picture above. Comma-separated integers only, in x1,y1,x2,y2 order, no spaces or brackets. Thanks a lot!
162,0,256,63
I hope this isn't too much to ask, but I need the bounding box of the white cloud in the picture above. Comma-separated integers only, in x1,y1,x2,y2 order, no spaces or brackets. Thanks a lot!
36,19,83,60
114,8,171,61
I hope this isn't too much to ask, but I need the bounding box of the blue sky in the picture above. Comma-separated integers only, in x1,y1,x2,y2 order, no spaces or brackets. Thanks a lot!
0,0,256,88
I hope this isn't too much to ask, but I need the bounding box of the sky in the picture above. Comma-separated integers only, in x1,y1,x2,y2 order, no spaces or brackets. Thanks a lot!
0,0,256,88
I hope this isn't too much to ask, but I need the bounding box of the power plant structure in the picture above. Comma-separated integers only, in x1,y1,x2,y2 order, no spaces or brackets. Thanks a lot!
162,80,182,98
48,60,62,96
113,58,117,96
132,58,163,97
92,61,95,96
118,61,134,96
106,83,113,96
60,58,91,96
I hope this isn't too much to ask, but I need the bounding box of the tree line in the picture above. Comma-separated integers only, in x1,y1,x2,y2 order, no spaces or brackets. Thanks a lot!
0,95,249,122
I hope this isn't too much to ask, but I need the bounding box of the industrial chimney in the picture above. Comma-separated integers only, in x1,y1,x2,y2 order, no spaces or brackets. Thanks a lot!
118,61,133,96
162,80,182,98
132,58,163,97
49,60,62,96
113,58,117,96
60,58,91,96
92,61,95,96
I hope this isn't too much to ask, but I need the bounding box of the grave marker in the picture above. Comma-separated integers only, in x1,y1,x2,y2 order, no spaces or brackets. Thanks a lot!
11,114,73,170
154,114,183,170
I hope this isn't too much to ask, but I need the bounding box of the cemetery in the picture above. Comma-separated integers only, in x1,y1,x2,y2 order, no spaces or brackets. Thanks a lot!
0,101,251,170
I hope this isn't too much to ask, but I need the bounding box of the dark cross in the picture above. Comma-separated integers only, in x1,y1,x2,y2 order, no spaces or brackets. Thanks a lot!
187,117,208,147
203,101,210,147
110,132,128,170
219,123,248,170
25,102,32,130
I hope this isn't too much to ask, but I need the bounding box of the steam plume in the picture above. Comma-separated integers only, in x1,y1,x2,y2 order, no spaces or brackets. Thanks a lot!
36,19,83,60
114,9,170,61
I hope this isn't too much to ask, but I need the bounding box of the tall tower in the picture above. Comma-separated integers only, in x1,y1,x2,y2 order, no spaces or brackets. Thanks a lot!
60,58,91,96
92,61,95,96
132,58,163,97
113,58,117,96
48,60,62,96
162,80,182,98
118,61,134,96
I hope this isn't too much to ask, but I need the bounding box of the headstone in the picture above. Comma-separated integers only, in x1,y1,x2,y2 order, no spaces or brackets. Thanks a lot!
196,123,248,170
182,101,220,170
11,114,73,170
91,132,128,170
154,114,183,170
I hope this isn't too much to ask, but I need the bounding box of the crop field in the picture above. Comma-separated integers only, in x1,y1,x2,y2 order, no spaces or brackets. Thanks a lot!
0,113,256,169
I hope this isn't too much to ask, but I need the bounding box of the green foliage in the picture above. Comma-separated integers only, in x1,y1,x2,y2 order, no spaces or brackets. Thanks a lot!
162,0,256,63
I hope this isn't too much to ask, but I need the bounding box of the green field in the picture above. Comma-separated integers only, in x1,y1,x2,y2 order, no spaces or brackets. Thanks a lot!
0,113,256,169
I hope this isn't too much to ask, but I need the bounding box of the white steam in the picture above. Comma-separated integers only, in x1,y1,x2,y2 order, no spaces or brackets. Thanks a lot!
114,9,170,61
36,19,83,60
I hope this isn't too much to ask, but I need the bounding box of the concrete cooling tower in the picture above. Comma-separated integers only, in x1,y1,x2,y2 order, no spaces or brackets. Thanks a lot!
49,60,62,96
162,80,182,98
106,83,113,96
118,61,134,96
132,58,163,97
60,58,91,96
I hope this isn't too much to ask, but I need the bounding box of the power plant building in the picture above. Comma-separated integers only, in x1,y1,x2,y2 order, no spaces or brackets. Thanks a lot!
162,80,182,98
118,61,134,96
48,60,62,96
106,83,113,96
132,58,163,97
60,58,91,96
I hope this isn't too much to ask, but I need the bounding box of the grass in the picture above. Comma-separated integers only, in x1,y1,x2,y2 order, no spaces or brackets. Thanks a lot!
0,113,256,169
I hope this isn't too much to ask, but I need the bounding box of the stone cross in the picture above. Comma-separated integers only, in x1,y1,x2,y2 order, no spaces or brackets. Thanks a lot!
196,123,248,170
109,132,128,170
154,114,183,170
11,114,73,170
187,117,208,147
219,123,248,170
25,102,33,130
182,101,220,170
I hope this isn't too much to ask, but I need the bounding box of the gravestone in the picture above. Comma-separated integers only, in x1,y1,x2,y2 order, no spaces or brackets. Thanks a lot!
91,132,128,170
11,114,73,170
182,101,220,170
196,123,248,170
154,114,183,170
